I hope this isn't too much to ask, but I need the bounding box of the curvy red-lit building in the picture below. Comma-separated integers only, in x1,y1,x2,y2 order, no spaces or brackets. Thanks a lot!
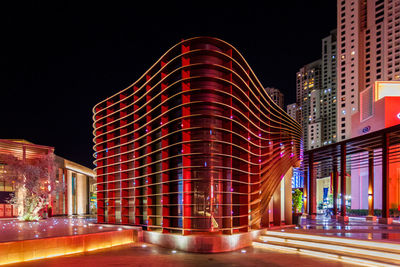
93,37,301,237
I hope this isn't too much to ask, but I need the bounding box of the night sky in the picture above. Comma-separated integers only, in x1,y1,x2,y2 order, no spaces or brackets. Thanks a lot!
3,1,336,168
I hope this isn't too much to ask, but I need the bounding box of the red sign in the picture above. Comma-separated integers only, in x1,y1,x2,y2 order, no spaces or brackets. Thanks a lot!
385,97,400,128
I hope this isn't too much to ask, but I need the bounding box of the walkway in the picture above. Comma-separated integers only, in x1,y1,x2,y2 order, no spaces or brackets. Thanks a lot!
7,242,355,267
0,217,116,242
254,215,400,266
0,217,141,265
295,215,400,242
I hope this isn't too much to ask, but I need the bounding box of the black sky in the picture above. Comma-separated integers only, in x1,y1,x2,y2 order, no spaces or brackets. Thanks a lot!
3,1,336,168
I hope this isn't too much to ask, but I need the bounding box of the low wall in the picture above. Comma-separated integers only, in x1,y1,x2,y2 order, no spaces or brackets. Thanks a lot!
0,204,17,218
0,229,139,265
143,230,263,253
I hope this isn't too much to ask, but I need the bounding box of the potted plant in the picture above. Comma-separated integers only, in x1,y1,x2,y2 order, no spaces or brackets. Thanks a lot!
292,189,303,225
47,205,53,217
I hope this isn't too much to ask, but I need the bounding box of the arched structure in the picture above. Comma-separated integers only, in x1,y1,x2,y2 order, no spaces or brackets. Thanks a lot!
93,37,301,235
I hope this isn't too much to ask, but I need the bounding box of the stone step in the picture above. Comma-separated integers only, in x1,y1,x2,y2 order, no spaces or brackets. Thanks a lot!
254,232,400,266
264,230,400,254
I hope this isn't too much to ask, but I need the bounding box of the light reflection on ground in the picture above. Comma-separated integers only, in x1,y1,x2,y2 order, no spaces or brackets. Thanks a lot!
0,217,115,242
294,215,400,242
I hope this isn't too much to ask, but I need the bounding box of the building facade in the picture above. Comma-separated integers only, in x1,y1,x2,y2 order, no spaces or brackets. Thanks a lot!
296,59,322,150
350,81,400,212
265,87,284,109
306,81,400,220
0,139,96,217
337,0,400,141
286,103,299,122
93,37,301,235
321,29,338,146
296,30,338,151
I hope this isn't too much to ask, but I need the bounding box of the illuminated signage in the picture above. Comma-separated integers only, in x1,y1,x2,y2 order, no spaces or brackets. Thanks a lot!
362,126,371,134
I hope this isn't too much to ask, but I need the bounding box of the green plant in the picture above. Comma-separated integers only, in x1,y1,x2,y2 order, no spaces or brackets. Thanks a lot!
292,189,303,213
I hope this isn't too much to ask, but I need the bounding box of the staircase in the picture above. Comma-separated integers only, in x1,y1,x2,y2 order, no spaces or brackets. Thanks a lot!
253,230,400,266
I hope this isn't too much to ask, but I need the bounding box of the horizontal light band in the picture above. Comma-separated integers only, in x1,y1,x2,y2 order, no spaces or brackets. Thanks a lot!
254,241,397,267
265,231,400,252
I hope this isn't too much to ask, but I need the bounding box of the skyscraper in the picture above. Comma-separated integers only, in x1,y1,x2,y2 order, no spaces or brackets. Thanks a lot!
321,29,338,146
296,30,338,151
296,60,322,150
265,87,285,109
286,103,299,122
337,0,400,141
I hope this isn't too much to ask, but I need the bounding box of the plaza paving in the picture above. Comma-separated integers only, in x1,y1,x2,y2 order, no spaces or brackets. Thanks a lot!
7,242,356,267
0,217,120,242
2,216,400,266
295,215,400,242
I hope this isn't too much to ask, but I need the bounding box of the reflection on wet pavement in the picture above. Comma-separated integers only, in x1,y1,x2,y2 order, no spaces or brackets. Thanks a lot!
289,215,400,242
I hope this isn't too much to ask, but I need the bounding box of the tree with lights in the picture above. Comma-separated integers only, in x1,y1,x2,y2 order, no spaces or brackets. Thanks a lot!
0,153,62,221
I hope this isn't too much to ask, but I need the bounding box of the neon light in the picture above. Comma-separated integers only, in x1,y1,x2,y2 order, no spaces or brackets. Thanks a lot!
0,230,134,265
254,240,399,266
264,231,400,252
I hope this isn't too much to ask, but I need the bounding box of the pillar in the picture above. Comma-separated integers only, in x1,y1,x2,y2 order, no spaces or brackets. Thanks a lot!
332,158,338,218
379,133,392,224
272,182,281,226
307,152,316,219
260,206,270,228
367,150,376,221
284,168,293,225
339,143,348,221
303,169,308,215
340,143,346,216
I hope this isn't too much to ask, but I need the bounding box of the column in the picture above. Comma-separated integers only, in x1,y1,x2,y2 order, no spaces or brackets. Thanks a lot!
379,133,392,224
284,168,293,225
366,150,376,221
303,169,308,215
160,66,170,233
272,181,281,226
181,42,192,235
307,152,316,219
332,158,338,218
64,168,68,216
339,143,348,222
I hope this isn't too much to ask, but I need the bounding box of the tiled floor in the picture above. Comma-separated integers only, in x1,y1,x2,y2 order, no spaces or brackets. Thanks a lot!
289,215,400,242
0,217,119,242
7,242,356,267
2,216,400,266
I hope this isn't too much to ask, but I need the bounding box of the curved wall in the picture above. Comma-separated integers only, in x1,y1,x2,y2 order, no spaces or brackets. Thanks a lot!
93,37,301,234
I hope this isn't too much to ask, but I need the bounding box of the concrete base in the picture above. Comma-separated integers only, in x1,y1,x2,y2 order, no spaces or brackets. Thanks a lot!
337,216,349,222
378,217,393,225
0,229,137,265
143,230,263,253
366,215,377,222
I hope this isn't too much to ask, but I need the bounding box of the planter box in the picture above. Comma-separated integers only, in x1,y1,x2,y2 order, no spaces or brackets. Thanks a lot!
292,213,302,225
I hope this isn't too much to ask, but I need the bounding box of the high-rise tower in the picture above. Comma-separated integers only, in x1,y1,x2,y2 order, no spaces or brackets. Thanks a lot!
337,0,400,141
296,60,322,150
